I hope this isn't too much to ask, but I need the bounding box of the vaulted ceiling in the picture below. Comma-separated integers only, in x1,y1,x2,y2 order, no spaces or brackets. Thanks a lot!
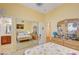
22,3,63,14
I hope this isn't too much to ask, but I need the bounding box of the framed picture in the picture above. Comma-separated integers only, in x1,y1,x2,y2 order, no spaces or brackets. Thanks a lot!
16,24,24,29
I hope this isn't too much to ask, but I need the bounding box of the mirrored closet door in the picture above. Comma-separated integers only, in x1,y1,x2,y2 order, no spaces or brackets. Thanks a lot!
15,18,39,50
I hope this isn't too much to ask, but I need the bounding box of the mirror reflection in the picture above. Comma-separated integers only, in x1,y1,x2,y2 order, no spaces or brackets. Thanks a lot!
57,19,79,41
16,19,39,49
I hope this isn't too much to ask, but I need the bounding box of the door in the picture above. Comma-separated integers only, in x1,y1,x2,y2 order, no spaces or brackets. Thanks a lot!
38,23,46,44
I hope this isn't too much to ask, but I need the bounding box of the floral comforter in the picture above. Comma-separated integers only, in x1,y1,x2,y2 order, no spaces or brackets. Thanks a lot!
25,42,79,55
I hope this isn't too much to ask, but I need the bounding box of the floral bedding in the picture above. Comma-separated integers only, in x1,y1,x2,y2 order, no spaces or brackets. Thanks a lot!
25,42,79,55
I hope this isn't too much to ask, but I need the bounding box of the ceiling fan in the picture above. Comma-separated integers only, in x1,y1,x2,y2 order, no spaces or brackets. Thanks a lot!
36,3,43,6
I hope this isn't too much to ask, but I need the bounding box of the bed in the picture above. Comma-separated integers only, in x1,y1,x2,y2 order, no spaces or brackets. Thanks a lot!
25,42,79,55
17,32,32,42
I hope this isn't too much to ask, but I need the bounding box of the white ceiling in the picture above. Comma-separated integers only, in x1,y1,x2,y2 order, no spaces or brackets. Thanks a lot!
22,3,62,14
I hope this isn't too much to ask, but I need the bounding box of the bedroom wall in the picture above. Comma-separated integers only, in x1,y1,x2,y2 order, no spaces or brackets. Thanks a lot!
45,3,79,33
0,4,45,54
1,3,79,54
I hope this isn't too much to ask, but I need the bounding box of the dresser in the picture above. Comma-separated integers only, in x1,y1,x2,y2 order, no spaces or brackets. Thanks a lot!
52,38,79,51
